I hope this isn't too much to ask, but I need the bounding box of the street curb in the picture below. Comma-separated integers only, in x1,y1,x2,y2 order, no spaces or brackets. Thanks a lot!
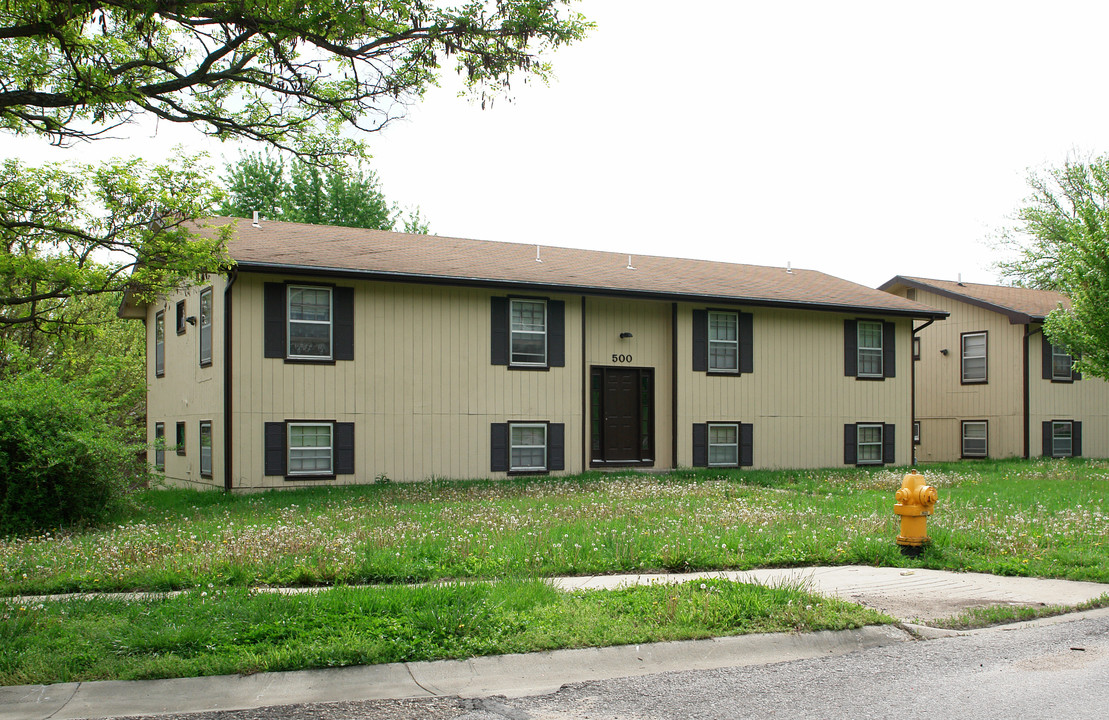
0,625,910,720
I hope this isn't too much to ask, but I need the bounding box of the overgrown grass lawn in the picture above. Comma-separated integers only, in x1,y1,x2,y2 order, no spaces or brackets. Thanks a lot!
0,578,887,685
3,459,1106,596
1,459,1106,685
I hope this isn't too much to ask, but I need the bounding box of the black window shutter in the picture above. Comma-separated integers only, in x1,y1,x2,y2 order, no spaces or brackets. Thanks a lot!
1042,334,1053,380
739,422,754,467
1073,354,1083,381
844,320,858,377
1042,421,1052,458
844,423,857,465
490,423,509,472
333,287,354,361
739,312,754,374
692,423,707,467
1074,421,1083,457
264,283,287,358
692,309,708,372
491,297,508,366
264,422,286,475
548,300,565,367
548,423,565,470
334,422,355,474
883,424,896,464
883,322,896,378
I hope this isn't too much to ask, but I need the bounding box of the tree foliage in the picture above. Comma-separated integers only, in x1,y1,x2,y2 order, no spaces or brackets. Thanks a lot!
998,156,1109,380
0,155,233,333
220,152,428,232
1,0,590,157
0,357,143,536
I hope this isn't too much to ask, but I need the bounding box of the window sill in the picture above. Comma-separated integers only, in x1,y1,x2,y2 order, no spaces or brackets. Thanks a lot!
282,357,337,365
284,474,337,481
507,469,550,476
707,370,741,377
507,364,551,372
200,360,213,368
960,379,988,385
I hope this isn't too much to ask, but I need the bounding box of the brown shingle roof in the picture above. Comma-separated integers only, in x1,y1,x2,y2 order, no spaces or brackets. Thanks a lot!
880,275,1069,323
206,217,946,318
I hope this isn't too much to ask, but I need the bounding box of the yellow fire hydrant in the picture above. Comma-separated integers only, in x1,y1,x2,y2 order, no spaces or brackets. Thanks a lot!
894,470,938,557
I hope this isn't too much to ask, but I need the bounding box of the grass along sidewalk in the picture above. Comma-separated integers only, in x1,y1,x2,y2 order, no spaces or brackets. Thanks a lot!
0,577,890,685
2,459,1106,597
0,459,1104,686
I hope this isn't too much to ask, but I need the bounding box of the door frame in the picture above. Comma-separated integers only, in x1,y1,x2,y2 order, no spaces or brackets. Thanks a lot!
589,365,655,467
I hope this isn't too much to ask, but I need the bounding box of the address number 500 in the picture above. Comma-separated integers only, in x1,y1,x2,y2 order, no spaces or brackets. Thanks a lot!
611,353,633,363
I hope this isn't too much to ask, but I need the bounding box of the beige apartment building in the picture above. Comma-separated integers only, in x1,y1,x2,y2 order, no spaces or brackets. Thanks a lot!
881,276,1109,461
121,218,946,490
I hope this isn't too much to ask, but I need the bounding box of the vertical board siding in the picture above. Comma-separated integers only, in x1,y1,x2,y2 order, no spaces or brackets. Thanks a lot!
1028,325,1109,457
583,297,674,469
230,274,582,487
146,277,226,489
677,305,912,469
899,288,1109,461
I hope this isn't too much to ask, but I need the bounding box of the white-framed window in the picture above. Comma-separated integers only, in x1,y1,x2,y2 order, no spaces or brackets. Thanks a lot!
288,285,333,359
199,421,212,478
288,423,333,475
708,311,739,373
1051,344,1074,381
913,336,921,361
510,299,547,366
1052,421,1073,458
913,421,921,445
857,321,883,378
155,311,165,377
199,287,213,367
154,423,165,471
961,332,987,383
708,423,739,466
857,423,883,464
962,421,987,458
510,423,547,471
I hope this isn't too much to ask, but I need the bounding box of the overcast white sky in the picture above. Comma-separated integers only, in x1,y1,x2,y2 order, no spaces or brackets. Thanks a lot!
6,1,1109,289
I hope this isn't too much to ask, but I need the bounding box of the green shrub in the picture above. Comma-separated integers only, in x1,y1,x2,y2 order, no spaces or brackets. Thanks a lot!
0,370,141,536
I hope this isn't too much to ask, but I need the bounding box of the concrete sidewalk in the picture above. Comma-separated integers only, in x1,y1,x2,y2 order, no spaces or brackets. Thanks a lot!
3,566,1107,720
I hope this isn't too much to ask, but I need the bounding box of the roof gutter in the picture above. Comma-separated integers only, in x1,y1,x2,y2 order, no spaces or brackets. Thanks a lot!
232,262,949,321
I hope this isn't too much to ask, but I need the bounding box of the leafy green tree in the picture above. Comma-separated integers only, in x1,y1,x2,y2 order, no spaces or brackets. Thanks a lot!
0,155,233,334
1,0,590,158
998,156,1109,379
220,153,428,232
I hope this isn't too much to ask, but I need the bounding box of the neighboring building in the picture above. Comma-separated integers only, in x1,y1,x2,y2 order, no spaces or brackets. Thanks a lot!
120,218,945,490
880,276,1109,461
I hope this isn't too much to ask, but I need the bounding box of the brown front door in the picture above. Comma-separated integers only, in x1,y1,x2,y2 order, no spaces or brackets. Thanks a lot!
591,366,654,466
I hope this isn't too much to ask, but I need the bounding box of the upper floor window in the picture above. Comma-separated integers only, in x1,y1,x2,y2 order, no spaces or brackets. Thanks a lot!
511,299,547,366
199,287,213,367
176,300,186,335
844,319,894,380
490,297,565,369
155,311,165,377
288,286,332,359
264,283,353,363
1051,344,1074,381
708,311,739,373
857,321,884,377
961,332,987,384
